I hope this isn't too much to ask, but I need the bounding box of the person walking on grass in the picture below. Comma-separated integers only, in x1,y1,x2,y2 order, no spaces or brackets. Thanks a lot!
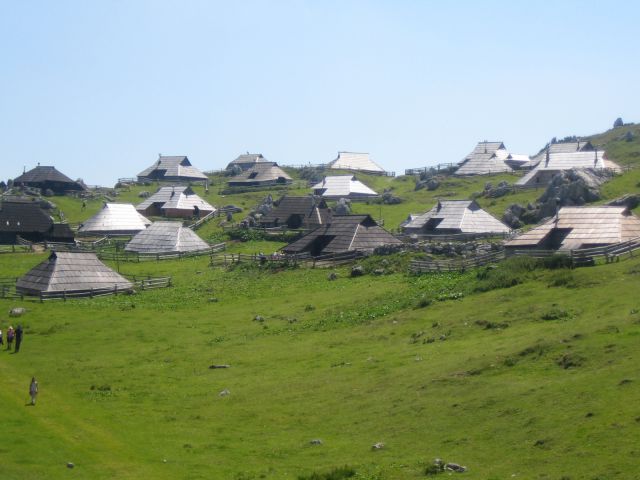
29,377,38,405
14,325,23,353
0,328,3,347
6,326,14,351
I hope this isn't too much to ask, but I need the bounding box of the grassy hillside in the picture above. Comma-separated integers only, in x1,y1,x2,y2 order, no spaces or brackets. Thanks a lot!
1,252,640,479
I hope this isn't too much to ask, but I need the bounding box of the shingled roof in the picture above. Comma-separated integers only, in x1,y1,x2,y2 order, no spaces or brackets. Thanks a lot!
125,221,210,254
456,141,515,175
226,153,271,171
78,203,151,236
137,155,208,182
516,150,621,186
136,186,215,218
312,175,378,199
327,152,385,173
505,206,640,251
258,196,331,229
227,163,292,186
13,166,85,193
401,200,510,235
0,200,74,243
282,214,402,256
16,251,133,295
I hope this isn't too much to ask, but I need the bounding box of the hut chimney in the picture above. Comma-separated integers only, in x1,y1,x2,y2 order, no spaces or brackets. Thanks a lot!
545,149,550,167
484,141,487,154
594,148,598,166
577,140,580,150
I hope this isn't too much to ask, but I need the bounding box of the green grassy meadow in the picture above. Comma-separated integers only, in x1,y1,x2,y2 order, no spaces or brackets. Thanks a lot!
2,251,640,479
2,125,640,478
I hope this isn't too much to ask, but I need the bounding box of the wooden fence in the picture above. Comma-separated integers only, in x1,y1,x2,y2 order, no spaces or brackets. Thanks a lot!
209,250,363,268
0,275,172,302
186,210,217,230
96,243,226,263
508,237,640,266
0,244,33,254
404,163,458,176
399,231,515,243
409,250,506,273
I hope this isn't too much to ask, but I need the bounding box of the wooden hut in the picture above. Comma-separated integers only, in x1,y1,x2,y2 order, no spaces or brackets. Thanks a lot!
456,141,513,175
311,175,378,199
505,206,640,251
401,200,510,236
227,163,292,187
136,186,215,218
137,155,208,183
257,196,331,230
0,199,74,244
327,152,385,173
78,203,151,236
226,153,271,171
282,214,402,256
516,149,621,187
125,221,210,254
16,251,133,296
13,165,85,194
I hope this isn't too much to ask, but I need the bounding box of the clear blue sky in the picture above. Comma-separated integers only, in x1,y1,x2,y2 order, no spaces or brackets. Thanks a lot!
1,0,639,186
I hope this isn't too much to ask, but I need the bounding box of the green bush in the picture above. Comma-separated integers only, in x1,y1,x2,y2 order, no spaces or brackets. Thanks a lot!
475,257,540,292
297,466,356,480
541,254,573,270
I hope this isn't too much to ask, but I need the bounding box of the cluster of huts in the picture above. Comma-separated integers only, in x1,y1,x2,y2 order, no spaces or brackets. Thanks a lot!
3,136,639,298
454,139,621,184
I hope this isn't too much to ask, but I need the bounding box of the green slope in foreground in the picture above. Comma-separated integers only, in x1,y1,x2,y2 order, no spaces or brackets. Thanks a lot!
1,252,640,479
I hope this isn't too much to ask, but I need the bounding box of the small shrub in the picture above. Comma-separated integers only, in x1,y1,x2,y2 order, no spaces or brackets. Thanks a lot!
415,295,432,308
297,466,356,480
547,270,576,288
556,353,583,369
541,254,573,270
540,307,569,321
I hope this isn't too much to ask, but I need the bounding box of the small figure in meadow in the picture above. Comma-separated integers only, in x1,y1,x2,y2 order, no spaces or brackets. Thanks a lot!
6,326,15,351
29,377,38,405
0,328,3,346
81,200,87,211
14,325,23,353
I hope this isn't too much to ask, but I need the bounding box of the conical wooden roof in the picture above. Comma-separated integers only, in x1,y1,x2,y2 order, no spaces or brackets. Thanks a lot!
125,221,210,254
16,251,133,295
78,203,151,236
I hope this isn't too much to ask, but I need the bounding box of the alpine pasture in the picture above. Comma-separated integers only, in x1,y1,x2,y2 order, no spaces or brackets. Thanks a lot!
1,125,640,479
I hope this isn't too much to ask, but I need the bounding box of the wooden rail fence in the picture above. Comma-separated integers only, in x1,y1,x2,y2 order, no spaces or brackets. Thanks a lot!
410,251,506,273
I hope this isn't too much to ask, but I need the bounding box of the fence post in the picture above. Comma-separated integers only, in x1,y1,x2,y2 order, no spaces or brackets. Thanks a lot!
115,285,118,296
63,290,66,302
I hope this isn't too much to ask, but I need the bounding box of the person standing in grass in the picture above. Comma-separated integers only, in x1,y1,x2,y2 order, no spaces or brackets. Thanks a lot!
14,325,23,353
6,326,14,351
0,328,3,347
29,377,38,405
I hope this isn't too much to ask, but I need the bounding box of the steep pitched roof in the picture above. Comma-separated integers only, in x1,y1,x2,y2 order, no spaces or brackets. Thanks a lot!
13,166,84,191
505,206,640,250
0,201,54,233
125,221,210,254
516,150,621,186
227,163,292,185
258,196,331,229
16,251,133,295
13,165,76,184
312,175,378,198
136,186,215,214
227,153,271,168
282,215,402,255
137,155,208,181
78,203,151,236
529,141,595,167
328,152,385,173
456,142,515,175
402,200,510,234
